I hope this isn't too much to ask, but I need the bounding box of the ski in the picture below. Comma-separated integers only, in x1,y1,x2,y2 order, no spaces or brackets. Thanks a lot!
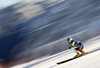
57,52,88,65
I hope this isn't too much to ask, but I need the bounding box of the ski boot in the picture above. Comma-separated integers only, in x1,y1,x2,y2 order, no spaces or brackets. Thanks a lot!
81,50,86,55
74,51,81,57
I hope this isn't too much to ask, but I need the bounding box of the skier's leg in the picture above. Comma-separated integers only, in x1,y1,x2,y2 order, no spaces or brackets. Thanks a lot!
78,45,86,55
75,48,81,56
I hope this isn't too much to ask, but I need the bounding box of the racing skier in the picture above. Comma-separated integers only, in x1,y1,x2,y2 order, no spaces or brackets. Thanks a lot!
67,38,86,57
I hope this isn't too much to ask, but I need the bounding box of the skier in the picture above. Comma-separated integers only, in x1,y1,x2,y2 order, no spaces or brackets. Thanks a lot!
67,38,86,57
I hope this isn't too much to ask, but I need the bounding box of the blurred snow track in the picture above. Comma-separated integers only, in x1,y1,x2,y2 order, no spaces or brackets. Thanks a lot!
11,39,100,68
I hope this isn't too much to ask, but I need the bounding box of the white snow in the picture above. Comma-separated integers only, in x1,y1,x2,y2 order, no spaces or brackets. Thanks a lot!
11,39,100,68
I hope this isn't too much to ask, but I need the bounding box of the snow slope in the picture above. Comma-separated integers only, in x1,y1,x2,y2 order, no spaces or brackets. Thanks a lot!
11,39,100,68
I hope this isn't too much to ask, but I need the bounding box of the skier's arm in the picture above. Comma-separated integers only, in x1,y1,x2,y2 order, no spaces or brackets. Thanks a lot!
72,42,75,47
69,42,75,49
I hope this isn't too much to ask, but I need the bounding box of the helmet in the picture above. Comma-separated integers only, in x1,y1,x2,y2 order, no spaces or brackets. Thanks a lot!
67,38,72,42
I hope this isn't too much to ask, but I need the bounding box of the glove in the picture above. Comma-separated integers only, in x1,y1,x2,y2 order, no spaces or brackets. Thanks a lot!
69,47,71,49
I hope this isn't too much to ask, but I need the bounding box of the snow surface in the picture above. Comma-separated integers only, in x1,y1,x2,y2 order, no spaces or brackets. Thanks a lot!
11,39,100,68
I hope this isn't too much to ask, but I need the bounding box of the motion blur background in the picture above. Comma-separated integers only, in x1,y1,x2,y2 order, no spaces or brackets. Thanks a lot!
0,0,100,64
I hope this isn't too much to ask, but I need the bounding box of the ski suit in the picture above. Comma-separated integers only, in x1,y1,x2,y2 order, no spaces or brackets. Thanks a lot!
69,40,84,52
